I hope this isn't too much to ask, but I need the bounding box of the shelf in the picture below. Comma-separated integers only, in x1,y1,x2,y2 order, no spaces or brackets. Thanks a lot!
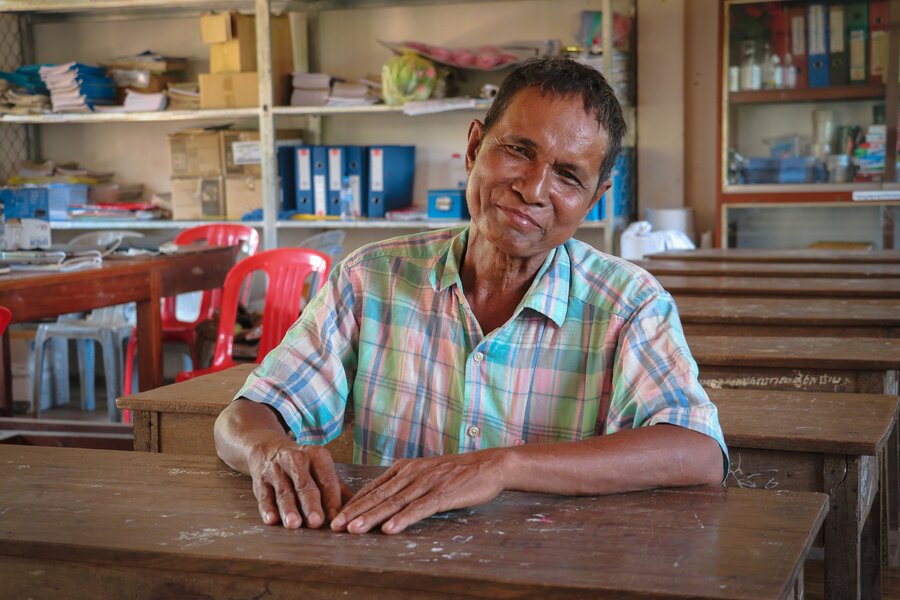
273,101,493,118
728,85,886,105
0,108,260,124
723,182,882,194
48,218,610,231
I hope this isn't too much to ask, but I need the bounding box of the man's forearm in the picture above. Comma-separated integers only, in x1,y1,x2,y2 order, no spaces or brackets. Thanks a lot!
495,425,724,496
214,398,293,474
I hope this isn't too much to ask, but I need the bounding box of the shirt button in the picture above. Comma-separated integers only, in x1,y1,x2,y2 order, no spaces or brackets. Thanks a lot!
467,426,480,438
473,351,484,364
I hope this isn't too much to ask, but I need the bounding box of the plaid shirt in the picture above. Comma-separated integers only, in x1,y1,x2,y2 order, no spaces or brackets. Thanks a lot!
238,227,728,467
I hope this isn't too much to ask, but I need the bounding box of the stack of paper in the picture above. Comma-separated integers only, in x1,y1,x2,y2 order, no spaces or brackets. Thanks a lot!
123,89,167,112
38,62,117,112
327,81,378,107
291,72,332,106
167,82,200,110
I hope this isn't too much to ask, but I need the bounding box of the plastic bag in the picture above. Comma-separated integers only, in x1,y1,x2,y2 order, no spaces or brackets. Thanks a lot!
381,51,438,106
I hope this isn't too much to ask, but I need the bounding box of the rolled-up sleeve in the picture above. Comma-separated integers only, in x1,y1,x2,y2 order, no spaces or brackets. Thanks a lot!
605,290,729,474
236,260,360,445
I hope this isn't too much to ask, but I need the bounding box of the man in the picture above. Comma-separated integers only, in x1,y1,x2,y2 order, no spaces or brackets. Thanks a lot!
215,57,728,536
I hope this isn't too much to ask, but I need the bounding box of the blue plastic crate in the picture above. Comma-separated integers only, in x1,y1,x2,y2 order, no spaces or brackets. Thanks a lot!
34,183,89,221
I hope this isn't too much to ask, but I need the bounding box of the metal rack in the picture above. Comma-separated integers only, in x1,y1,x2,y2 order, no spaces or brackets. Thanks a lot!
0,0,624,253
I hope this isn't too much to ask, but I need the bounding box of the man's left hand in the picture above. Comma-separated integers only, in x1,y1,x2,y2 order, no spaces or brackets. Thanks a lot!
330,450,507,534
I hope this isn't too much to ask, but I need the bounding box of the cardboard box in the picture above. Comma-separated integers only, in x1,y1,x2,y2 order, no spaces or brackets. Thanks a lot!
1,187,51,250
205,13,293,104
221,130,305,176
225,176,262,220
171,177,225,220
200,11,255,44
168,129,225,177
199,72,259,109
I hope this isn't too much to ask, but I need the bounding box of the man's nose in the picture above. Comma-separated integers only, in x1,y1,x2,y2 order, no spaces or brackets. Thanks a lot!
511,162,551,204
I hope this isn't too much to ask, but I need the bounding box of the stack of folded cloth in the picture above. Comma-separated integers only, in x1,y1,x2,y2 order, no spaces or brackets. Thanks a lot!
327,81,379,107
38,62,116,112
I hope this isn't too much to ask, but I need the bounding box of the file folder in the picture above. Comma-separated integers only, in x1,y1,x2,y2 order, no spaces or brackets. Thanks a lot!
869,0,888,84
344,145,368,218
828,4,848,86
278,145,297,212
848,2,868,84
788,5,809,88
294,146,315,215
326,146,344,216
311,145,329,217
366,145,415,219
807,4,829,88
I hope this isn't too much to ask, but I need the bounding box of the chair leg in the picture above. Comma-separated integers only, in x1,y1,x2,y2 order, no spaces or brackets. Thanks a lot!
123,330,137,396
76,339,96,411
30,329,48,418
100,332,120,422
50,337,70,409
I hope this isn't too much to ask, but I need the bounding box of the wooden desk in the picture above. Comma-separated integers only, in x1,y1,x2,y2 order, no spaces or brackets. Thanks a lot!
655,274,900,298
0,246,237,416
714,388,898,600
676,296,900,338
635,259,900,279
0,445,827,599
648,248,900,264
0,416,132,450
117,364,355,463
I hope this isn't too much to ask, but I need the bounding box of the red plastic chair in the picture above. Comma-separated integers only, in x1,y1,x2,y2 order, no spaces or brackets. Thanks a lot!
122,224,260,402
174,247,331,382
0,306,12,335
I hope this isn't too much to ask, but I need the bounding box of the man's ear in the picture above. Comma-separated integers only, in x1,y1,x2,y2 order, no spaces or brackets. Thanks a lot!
465,120,485,173
583,179,612,221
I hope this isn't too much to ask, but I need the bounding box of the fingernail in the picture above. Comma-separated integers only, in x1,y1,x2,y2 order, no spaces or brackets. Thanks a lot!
349,517,366,533
264,511,278,524
331,515,346,530
283,513,299,528
383,520,396,533
308,511,323,528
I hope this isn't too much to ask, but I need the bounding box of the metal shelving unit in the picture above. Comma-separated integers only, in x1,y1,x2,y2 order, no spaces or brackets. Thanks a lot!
0,0,623,253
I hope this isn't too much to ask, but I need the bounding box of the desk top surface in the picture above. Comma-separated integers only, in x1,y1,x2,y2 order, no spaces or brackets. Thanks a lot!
636,259,900,278
648,249,900,264
657,274,900,298
711,388,899,455
675,296,900,326
0,445,827,599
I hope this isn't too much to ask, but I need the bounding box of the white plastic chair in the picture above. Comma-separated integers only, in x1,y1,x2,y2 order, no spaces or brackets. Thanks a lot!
29,231,141,421
298,230,345,259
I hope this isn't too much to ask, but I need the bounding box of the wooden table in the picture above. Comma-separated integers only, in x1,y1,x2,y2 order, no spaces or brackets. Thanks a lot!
714,388,898,600
117,364,355,462
655,274,900,298
0,246,237,416
648,248,900,264
0,445,827,599
635,259,900,279
675,296,900,338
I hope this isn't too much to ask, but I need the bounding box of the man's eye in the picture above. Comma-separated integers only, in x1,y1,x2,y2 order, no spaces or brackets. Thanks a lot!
506,145,527,156
559,171,582,186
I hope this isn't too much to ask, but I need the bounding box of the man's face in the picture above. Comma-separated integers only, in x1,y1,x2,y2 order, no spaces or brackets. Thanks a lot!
464,87,611,259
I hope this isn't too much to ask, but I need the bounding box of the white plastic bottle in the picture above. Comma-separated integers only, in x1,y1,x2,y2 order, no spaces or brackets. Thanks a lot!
448,153,467,189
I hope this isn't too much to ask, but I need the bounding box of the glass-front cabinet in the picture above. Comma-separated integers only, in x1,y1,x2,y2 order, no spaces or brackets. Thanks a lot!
718,0,900,248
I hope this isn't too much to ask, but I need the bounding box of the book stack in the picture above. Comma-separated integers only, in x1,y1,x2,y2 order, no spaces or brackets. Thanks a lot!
290,72,331,106
0,65,50,114
38,62,116,112
853,124,886,182
167,82,200,110
122,89,167,112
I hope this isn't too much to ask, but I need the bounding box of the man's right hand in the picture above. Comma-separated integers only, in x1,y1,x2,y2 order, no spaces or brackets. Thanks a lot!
247,441,353,529
214,399,353,530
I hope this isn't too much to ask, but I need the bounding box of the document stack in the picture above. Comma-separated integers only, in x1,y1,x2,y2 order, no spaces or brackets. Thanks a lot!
123,89,167,112
327,81,379,107
106,51,187,98
0,65,50,114
290,72,332,106
38,63,116,112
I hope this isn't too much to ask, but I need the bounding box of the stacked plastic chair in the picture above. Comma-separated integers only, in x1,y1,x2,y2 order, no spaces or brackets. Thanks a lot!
28,231,141,421
122,224,260,396
175,248,331,382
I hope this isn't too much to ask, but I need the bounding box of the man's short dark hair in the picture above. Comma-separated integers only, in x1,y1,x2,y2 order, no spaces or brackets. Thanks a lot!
482,56,626,185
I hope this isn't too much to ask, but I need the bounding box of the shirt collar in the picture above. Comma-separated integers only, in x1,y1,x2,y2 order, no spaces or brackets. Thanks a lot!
431,226,570,328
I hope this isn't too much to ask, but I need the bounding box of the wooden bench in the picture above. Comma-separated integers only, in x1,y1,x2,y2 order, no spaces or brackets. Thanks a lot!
653,274,900,298
634,259,900,279
713,388,898,600
674,296,900,338
0,417,133,451
647,248,900,264
0,445,827,599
